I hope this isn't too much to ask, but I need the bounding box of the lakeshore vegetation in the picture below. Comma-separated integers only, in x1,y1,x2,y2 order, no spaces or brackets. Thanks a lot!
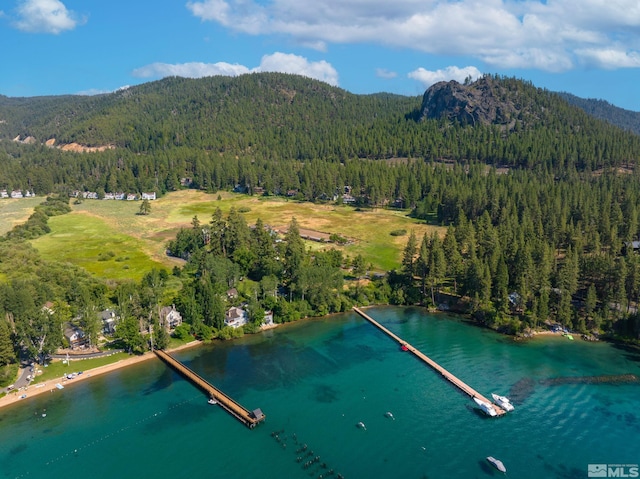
2,73,640,388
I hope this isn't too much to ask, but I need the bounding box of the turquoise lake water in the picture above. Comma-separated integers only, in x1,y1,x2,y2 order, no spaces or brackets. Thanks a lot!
1,306,639,479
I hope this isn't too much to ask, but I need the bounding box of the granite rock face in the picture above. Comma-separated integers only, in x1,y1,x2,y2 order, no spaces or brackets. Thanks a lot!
419,76,521,128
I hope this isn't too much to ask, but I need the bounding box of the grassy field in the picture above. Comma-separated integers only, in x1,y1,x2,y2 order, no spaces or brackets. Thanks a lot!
30,190,442,280
0,197,43,236
34,352,132,383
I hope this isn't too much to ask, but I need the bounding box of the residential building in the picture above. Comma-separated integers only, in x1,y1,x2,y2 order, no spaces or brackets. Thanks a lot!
159,305,182,331
64,324,88,349
99,309,119,335
224,306,248,329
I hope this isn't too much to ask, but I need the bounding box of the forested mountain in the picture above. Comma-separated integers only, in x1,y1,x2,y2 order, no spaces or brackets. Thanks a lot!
3,72,640,363
2,73,640,197
558,92,640,135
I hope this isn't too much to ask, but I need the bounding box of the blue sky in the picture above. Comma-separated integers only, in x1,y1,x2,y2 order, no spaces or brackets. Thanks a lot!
1,0,640,110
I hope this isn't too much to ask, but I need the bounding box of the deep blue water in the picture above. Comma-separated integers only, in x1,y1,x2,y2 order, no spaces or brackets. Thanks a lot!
1,306,639,479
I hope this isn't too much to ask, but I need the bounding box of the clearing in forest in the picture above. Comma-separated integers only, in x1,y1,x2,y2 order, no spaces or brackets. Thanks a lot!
30,190,442,280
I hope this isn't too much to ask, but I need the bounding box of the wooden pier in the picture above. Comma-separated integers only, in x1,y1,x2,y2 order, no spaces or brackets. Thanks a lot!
353,307,506,416
155,349,265,428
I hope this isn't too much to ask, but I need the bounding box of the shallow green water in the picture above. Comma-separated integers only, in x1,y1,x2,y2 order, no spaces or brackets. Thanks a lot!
1,306,639,478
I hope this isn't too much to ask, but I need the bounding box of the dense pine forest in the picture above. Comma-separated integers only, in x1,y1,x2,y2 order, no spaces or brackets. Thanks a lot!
1,72,640,372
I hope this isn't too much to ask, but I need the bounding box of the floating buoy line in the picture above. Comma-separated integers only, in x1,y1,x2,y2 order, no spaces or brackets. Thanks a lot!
10,394,202,479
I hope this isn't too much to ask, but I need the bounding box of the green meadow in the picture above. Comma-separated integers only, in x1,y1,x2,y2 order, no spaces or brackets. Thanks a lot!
0,197,43,236
30,190,441,281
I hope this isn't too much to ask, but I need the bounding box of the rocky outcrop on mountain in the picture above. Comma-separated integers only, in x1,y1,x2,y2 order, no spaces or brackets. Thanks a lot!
419,76,524,129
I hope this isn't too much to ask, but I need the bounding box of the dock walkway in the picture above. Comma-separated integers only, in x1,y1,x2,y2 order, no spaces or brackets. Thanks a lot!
353,307,506,416
155,349,265,428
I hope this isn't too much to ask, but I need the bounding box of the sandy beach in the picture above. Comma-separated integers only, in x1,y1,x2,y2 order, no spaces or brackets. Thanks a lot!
0,341,202,410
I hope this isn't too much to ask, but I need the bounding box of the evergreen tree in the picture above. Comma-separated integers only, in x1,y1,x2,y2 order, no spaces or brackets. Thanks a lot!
284,217,306,285
0,320,15,366
139,199,151,216
402,230,418,281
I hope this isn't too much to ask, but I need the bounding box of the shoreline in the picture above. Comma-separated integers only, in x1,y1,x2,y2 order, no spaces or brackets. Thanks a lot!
0,341,202,411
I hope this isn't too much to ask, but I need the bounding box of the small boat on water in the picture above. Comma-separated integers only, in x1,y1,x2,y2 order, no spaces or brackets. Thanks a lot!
473,397,498,417
400,344,409,351
385,411,394,420
55,383,64,390
357,421,366,430
486,456,507,473
208,398,218,405
491,393,515,412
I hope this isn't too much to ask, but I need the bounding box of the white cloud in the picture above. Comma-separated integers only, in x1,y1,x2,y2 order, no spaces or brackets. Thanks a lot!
186,0,640,72
132,62,251,79
575,48,640,69
74,86,131,96
256,52,339,85
375,68,397,79
14,0,82,34
133,53,339,86
408,66,482,88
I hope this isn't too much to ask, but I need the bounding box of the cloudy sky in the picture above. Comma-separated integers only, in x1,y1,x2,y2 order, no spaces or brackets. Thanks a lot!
1,0,640,110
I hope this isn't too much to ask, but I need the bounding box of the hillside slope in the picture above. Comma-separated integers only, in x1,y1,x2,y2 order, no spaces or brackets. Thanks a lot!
558,92,640,135
1,73,639,178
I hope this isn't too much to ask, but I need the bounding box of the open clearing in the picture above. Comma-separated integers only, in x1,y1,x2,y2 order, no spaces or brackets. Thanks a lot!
0,197,43,236
30,190,442,280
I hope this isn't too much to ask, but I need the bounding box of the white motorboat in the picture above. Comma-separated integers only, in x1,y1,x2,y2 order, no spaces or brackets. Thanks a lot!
357,421,366,430
491,393,515,412
208,398,217,405
486,456,507,473
473,397,497,417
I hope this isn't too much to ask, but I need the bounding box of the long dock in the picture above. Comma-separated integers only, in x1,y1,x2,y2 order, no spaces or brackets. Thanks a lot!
154,349,265,428
353,307,506,416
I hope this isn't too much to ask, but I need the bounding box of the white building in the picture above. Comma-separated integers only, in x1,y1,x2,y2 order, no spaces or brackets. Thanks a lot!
159,305,183,331
224,306,248,329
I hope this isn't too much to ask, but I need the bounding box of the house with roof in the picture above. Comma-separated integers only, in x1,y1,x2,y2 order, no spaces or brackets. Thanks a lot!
159,305,182,331
262,310,274,327
225,306,248,329
99,309,120,335
141,192,156,200
64,324,88,349
226,288,239,300
42,301,55,315
11,190,23,198
126,194,137,201
342,193,356,204
103,192,115,200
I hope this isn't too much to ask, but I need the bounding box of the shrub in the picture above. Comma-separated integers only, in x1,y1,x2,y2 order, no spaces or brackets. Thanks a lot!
390,229,407,236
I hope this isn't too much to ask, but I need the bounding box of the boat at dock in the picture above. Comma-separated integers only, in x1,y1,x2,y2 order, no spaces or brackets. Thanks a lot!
473,397,498,417
491,393,514,412
486,456,507,473
208,398,218,405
